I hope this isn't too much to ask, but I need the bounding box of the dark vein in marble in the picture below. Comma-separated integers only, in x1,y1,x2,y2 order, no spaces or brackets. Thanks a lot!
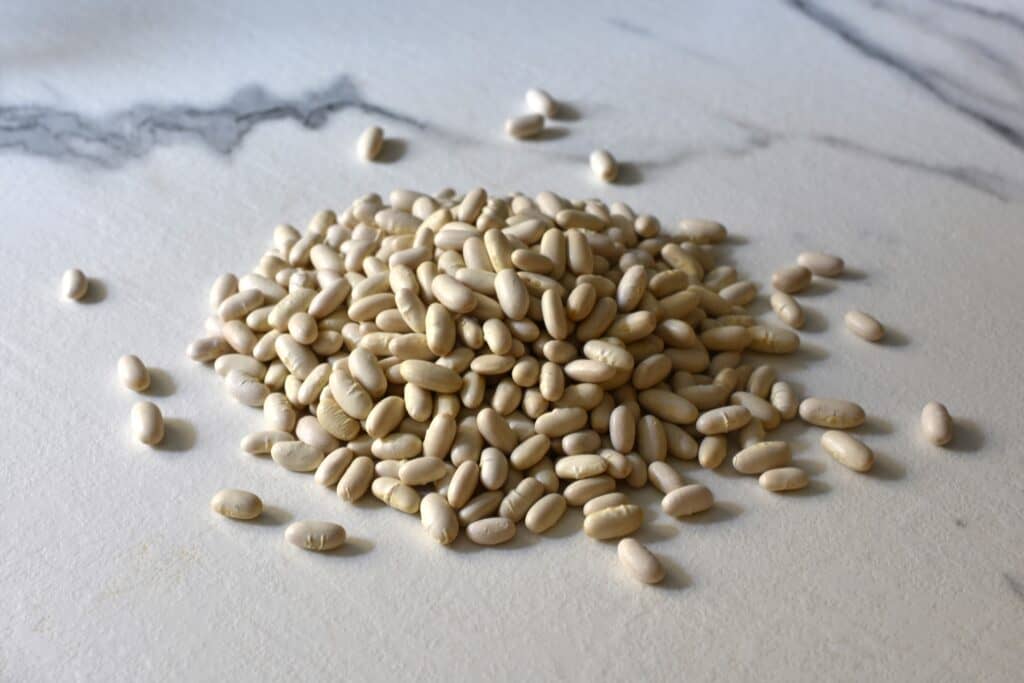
605,17,726,66
1005,573,1024,604
783,0,1024,154
718,115,1021,201
932,0,1024,36
0,76,426,167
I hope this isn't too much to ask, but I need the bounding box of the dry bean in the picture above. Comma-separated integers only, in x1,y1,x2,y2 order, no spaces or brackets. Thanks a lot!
286,520,346,551
921,401,953,446
821,431,874,472
617,538,664,584
210,488,263,520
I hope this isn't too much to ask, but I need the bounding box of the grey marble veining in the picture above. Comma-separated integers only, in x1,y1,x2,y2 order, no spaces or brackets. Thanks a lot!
0,76,426,168
785,0,1024,153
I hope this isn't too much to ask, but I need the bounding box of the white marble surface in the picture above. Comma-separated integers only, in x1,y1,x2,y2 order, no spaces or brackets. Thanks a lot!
3,1,1023,681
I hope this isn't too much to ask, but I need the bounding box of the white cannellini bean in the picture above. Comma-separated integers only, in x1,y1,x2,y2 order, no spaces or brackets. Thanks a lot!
357,125,384,161
583,504,643,539
844,310,885,342
285,520,346,551
131,401,164,446
617,538,665,584
759,467,808,492
820,431,874,472
771,265,812,294
525,88,558,117
797,251,844,277
589,149,618,182
505,113,544,139
117,355,151,392
210,489,263,520
466,517,516,545
921,401,953,446
61,268,89,300
799,397,866,429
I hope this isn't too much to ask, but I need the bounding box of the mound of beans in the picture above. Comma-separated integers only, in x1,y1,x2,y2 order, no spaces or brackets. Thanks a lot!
190,187,874,575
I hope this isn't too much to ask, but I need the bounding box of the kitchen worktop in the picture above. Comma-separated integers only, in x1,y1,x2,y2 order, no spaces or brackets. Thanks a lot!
3,1,1023,681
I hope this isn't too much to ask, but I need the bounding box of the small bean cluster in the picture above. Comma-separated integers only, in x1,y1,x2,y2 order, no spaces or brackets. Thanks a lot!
189,187,927,583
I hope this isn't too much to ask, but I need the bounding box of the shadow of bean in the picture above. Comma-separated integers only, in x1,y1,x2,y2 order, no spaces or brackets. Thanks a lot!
679,501,743,525
869,451,906,481
876,326,910,348
374,138,406,163
79,278,107,304
944,417,985,453
611,162,644,186
156,419,196,452
551,101,582,121
143,368,176,397
249,505,293,527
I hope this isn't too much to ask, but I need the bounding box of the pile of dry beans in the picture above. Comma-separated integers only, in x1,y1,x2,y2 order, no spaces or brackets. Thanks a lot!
190,187,878,580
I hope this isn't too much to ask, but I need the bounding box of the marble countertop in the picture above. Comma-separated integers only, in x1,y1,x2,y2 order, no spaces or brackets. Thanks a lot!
3,1,1023,681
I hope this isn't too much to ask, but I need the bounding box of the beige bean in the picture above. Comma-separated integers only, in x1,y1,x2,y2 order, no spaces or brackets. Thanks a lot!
638,390,698,425
844,310,885,342
738,418,765,449
583,492,629,516
799,397,866,429
617,538,665,584
770,381,798,420
447,461,480,509
315,447,355,487
118,355,151,392
583,504,642,539
510,433,551,470
420,493,459,544
271,441,324,472
564,475,616,505
679,219,726,244
733,441,791,474
372,476,421,513
286,520,347,552
337,456,374,501
131,401,164,446
357,125,384,161
372,433,423,460
400,359,462,393
772,265,812,293
61,268,89,300
466,517,516,545
821,431,874,472
759,467,809,492
589,149,618,182
648,461,685,493
535,407,587,437
770,291,804,329
399,457,448,486
240,429,292,455
506,113,544,139
661,484,714,517
798,251,844,277
525,88,558,117
696,405,751,435
499,477,545,522
921,401,953,446
210,488,263,520
698,435,726,469
525,493,567,533
494,268,530,320
555,454,608,480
